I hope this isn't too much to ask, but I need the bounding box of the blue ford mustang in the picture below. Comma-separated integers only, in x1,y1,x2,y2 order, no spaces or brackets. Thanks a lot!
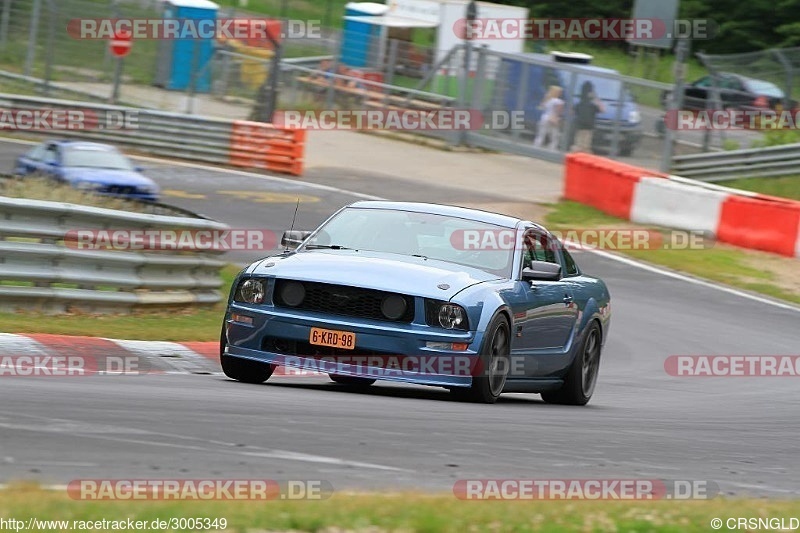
221,202,611,405
14,140,160,202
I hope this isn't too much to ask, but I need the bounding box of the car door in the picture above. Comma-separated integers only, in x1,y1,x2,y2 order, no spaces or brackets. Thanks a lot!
509,230,579,371
721,76,749,108
37,143,60,177
684,76,710,110
16,144,46,175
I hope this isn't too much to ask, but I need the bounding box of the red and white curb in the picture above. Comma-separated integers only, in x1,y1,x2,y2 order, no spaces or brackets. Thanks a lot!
0,333,218,375
0,333,325,378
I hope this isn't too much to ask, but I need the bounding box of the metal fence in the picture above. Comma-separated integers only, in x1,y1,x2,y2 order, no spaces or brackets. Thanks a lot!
1,0,163,85
4,0,788,179
0,195,228,313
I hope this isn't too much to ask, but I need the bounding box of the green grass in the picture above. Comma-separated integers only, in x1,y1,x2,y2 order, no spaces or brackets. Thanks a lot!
1,485,799,532
0,265,240,341
545,201,800,306
716,175,800,201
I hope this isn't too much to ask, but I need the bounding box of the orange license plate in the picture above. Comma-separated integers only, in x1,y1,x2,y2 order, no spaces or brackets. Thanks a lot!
309,328,356,350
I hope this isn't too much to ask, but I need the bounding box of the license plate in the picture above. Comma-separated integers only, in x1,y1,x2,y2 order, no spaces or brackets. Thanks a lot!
309,327,356,350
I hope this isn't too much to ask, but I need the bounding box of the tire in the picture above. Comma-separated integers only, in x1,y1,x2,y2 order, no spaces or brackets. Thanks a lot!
329,375,376,387
541,321,602,406
451,315,510,404
219,327,274,384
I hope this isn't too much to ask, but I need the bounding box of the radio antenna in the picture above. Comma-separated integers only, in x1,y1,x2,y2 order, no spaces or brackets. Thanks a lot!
285,198,300,252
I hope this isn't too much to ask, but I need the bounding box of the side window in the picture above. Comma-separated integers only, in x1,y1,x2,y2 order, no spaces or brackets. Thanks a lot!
562,249,579,277
43,145,58,164
521,231,559,271
694,76,710,87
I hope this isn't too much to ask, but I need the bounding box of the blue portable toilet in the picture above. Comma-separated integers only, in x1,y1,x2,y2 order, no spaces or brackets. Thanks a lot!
341,2,388,68
155,0,219,92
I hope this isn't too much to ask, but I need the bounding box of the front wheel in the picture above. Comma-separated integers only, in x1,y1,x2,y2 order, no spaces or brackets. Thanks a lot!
220,327,274,384
541,322,602,406
452,315,510,404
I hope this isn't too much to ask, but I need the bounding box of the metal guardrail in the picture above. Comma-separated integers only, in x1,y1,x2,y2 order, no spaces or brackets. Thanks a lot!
671,143,800,181
0,92,232,165
0,196,230,313
0,92,305,175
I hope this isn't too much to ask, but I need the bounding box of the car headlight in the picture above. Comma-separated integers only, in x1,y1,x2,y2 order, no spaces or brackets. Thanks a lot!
235,278,266,304
438,303,466,330
628,110,641,123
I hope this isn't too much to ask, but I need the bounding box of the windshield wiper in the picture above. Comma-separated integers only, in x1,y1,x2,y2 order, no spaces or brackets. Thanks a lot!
304,244,357,250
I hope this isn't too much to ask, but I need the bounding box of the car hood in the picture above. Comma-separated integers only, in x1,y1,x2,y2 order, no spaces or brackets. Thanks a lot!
250,249,503,300
62,167,157,188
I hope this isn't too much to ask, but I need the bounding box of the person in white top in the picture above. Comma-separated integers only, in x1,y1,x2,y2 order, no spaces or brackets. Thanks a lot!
533,85,564,151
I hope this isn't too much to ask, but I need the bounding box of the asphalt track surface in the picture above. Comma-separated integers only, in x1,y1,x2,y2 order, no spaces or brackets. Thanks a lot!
1,139,798,496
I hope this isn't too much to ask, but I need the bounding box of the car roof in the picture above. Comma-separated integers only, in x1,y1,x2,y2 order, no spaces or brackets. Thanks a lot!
511,53,620,75
346,201,525,229
49,140,118,151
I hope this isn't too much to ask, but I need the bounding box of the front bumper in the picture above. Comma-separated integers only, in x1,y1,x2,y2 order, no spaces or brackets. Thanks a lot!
593,123,642,146
224,303,485,388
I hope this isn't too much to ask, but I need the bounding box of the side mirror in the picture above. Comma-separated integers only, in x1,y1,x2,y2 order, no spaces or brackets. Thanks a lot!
281,230,312,249
135,165,146,172
521,261,561,282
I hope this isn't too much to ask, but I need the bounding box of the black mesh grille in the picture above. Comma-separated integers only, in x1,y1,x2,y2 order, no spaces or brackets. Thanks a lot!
273,280,415,323
103,185,138,195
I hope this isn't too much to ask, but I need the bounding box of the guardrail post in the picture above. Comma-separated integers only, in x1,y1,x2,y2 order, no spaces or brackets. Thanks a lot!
660,37,689,173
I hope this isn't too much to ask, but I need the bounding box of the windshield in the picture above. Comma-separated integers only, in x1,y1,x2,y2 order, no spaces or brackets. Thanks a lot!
62,147,135,170
571,73,630,101
302,207,515,278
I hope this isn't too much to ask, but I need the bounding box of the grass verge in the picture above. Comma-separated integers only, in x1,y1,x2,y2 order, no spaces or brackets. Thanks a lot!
1,177,156,213
716,175,800,201
1,485,799,532
545,201,800,306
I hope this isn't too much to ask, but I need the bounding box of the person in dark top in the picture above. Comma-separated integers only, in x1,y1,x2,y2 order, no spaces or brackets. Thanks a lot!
572,81,606,152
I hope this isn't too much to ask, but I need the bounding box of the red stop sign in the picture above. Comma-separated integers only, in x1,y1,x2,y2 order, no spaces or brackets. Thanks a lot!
110,30,132,58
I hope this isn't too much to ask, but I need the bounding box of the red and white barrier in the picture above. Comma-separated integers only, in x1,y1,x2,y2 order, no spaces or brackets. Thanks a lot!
564,154,800,258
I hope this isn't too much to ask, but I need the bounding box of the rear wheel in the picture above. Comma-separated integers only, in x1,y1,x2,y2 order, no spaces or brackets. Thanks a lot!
329,375,376,387
452,315,510,404
220,327,274,384
541,322,602,406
